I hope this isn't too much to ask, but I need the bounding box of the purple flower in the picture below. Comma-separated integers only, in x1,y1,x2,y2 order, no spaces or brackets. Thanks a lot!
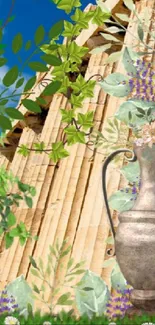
126,59,155,102
105,285,133,321
0,289,18,315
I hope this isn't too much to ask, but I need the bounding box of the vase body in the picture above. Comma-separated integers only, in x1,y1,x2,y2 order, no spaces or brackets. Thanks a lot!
115,143,155,310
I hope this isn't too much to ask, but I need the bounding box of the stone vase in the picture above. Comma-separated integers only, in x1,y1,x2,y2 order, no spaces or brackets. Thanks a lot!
102,143,155,311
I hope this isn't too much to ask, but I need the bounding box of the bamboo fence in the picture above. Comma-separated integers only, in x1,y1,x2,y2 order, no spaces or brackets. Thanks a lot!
0,0,154,315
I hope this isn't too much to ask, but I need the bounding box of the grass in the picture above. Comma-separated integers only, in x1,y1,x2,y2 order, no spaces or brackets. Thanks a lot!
0,310,155,325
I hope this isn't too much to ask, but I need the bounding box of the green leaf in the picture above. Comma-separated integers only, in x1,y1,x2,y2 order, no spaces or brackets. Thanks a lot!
53,0,81,14
67,258,74,270
36,97,47,106
22,99,41,113
24,76,36,92
102,257,116,268
115,13,130,22
0,227,3,236
33,142,45,152
17,144,29,157
41,54,61,66
18,181,30,192
25,40,31,51
75,270,110,318
82,287,94,291
64,126,86,145
60,109,75,123
120,161,140,183
89,43,112,55
12,33,23,53
122,47,137,76
71,9,91,30
29,186,36,196
108,189,136,212
42,80,61,96
105,51,122,64
49,20,64,39
29,256,38,269
137,107,145,115
5,107,24,120
6,274,34,312
100,32,120,42
67,269,85,276
7,212,16,227
77,112,94,130
123,0,135,10
105,236,114,244
57,293,71,305
3,65,19,87
32,284,40,294
137,24,144,42
34,25,45,45
31,269,40,277
111,262,127,291
49,141,69,163
15,77,25,88
115,100,155,126
19,236,26,246
104,26,124,33
65,42,88,65
9,227,21,237
0,115,12,130
62,21,80,38
28,61,48,72
25,196,33,208
99,73,130,97
5,233,14,249
92,6,110,25
0,57,7,66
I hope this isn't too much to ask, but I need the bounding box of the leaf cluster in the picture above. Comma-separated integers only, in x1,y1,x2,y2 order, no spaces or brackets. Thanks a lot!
29,238,86,314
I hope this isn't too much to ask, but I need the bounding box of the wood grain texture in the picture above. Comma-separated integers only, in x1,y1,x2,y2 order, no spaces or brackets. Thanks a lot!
0,0,153,316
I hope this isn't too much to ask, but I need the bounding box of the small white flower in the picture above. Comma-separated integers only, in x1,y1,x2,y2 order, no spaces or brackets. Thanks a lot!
4,316,20,325
141,323,155,325
43,322,52,325
108,322,117,325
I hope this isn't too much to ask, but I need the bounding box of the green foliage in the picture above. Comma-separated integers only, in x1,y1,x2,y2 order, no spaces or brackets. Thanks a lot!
64,126,86,145
41,80,62,96
48,20,64,39
49,141,69,163
115,99,155,126
122,47,137,76
75,270,110,319
28,61,48,72
77,112,94,131
12,33,23,53
22,99,41,113
34,25,45,45
6,275,34,319
120,161,140,183
24,76,36,92
50,0,81,14
0,168,37,248
111,263,127,291
99,73,130,97
29,238,86,314
108,189,136,212
3,66,19,87
123,0,135,11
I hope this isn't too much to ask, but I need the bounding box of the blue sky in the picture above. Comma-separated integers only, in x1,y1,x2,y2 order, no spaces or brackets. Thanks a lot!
1,0,96,77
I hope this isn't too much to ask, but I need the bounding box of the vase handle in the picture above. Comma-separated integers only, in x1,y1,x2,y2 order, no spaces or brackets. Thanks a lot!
102,148,137,244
